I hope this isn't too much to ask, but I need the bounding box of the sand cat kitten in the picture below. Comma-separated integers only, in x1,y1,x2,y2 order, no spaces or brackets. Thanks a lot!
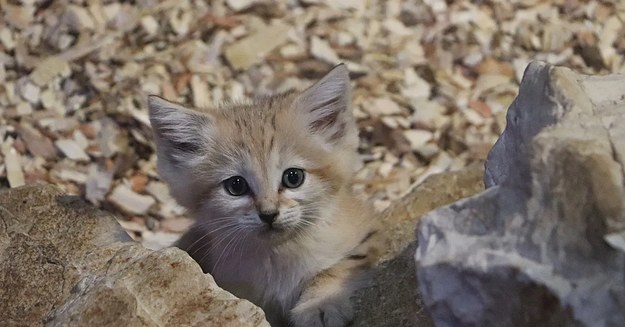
148,64,381,327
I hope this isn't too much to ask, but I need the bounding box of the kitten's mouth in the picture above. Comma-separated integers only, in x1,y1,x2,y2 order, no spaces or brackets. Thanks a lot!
259,224,299,242
262,224,284,234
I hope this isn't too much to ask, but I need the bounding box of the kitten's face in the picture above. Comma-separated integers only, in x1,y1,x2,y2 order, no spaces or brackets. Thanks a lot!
149,65,358,243
189,100,350,242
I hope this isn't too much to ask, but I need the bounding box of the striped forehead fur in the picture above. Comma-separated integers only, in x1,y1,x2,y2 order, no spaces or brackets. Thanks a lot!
203,92,351,190
148,65,357,210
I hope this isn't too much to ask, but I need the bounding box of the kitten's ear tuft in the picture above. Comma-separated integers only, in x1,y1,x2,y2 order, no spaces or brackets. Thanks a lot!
148,95,211,165
295,64,355,145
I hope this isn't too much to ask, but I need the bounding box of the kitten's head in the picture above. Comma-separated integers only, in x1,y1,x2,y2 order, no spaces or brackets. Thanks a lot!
148,64,359,243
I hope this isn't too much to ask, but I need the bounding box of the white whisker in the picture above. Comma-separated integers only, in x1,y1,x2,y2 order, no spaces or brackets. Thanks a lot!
210,226,245,274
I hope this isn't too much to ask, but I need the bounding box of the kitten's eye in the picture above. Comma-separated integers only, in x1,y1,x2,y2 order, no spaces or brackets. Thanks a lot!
224,176,249,196
282,168,305,188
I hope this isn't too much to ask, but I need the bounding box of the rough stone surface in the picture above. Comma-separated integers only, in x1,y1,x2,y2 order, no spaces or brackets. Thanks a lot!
352,165,485,326
0,170,487,327
0,184,269,327
416,61,625,327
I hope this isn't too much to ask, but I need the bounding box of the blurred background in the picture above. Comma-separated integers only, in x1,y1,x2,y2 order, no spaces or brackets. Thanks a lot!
0,0,623,248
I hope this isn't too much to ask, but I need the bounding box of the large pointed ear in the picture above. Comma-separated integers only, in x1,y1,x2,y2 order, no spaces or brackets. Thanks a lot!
147,95,212,167
294,64,357,147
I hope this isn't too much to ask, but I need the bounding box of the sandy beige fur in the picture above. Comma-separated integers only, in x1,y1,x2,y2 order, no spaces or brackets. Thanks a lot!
148,64,381,327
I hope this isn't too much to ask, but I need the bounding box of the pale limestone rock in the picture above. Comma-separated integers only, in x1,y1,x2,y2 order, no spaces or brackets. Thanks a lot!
0,184,269,327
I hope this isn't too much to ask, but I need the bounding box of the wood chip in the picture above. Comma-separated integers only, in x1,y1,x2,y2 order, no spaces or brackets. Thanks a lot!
191,75,211,108
117,218,147,233
30,56,71,86
141,231,180,250
1,0,623,240
310,36,340,64
16,125,57,159
1,143,25,188
161,217,194,233
0,29,15,50
131,174,149,193
225,22,291,69
365,97,404,116
85,163,114,204
56,169,88,184
55,139,90,161
108,184,156,215
18,81,40,105
140,16,159,36
403,130,434,150
226,0,257,12
64,5,96,31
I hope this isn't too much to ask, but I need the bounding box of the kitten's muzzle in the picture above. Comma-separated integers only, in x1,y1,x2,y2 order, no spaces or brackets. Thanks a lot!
259,211,279,226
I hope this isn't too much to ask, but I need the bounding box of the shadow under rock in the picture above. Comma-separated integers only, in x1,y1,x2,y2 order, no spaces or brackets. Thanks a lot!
351,164,486,326
352,242,433,327
352,242,434,327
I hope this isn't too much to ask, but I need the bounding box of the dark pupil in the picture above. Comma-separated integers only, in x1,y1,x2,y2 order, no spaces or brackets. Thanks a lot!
226,176,248,195
283,169,304,188
287,171,299,184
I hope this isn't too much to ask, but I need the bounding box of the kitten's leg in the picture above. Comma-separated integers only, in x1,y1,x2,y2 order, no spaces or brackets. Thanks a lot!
290,232,381,327
290,266,361,327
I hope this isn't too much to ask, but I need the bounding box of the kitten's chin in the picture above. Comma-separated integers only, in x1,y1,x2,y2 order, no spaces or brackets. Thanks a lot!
257,225,303,245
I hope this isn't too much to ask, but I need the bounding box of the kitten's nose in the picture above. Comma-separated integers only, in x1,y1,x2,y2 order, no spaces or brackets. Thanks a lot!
259,211,278,225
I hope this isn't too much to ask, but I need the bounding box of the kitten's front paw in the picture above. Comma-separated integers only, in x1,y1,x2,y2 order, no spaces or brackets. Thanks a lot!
290,297,353,327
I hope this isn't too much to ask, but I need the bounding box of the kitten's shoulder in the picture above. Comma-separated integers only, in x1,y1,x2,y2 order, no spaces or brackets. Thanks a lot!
338,190,383,256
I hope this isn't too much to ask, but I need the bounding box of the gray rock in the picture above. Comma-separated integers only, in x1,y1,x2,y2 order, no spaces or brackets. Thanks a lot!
0,184,269,327
416,61,625,327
